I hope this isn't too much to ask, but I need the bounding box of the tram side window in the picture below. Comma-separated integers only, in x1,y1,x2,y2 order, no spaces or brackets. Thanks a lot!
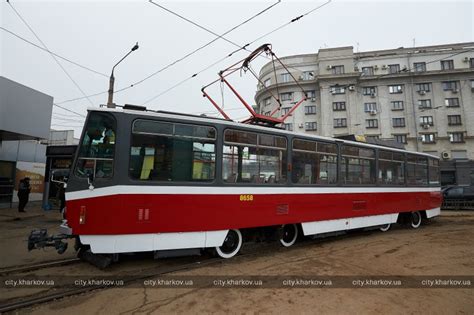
406,154,428,186
292,139,338,184
75,112,116,179
429,158,440,186
340,145,375,185
129,120,216,182
378,150,405,185
223,130,287,184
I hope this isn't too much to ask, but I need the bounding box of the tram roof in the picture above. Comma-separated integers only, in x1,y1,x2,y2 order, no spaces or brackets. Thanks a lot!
89,106,439,160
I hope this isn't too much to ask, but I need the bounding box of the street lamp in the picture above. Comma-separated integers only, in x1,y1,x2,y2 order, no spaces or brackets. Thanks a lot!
107,42,139,108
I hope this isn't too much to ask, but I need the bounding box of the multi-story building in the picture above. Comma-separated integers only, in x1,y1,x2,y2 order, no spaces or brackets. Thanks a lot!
254,42,474,160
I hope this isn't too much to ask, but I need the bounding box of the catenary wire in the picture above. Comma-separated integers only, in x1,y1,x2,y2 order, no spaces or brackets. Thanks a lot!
142,0,332,105
53,103,86,118
148,0,280,51
57,0,330,106
7,1,95,107
0,27,108,78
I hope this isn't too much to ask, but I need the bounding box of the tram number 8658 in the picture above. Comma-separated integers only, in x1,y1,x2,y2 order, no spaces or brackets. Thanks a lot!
240,194,254,202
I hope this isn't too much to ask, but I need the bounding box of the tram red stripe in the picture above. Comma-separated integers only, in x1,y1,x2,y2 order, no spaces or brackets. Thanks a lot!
66,191,442,235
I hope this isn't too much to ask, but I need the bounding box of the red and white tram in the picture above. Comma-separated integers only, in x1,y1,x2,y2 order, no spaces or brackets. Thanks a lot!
30,106,442,264
29,45,442,265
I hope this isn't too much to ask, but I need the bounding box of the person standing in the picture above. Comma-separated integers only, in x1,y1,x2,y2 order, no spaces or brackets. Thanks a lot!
17,177,31,213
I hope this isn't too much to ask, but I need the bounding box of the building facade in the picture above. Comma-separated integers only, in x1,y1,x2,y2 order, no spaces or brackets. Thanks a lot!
255,42,474,160
0,76,53,207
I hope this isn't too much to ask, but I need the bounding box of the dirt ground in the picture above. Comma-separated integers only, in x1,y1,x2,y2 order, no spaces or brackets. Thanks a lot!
1,207,473,314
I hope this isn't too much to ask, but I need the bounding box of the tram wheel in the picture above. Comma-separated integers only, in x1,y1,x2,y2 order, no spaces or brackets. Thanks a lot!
215,229,242,259
379,223,391,232
410,211,422,229
279,224,298,247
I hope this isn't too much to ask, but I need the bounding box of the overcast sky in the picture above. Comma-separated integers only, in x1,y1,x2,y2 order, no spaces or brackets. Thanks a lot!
1,0,473,136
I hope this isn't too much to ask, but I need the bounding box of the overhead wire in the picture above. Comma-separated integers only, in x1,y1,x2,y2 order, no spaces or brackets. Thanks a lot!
148,0,280,51
142,0,332,105
7,1,95,107
57,0,330,106
0,26,108,78
53,103,86,118
56,0,281,106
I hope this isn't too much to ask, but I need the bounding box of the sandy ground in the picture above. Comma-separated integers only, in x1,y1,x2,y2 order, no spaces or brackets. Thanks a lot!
0,205,76,268
1,208,473,314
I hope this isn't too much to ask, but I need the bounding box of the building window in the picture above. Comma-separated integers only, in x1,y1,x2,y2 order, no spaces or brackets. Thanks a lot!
280,92,293,101
333,102,346,111
264,97,271,106
281,73,291,83
448,115,462,126
420,116,434,126
442,81,458,91
264,111,271,116
421,133,436,144
418,99,432,109
305,90,316,99
414,62,426,72
281,107,291,115
282,123,293,131
394,134,407,144
364,102,377,112
330,85,346,94
452,150,468,160
441,60,454,70
362,86,377,96
366,119,378,128
362,67,374,76
305,122,317,131
469,58,474,68
445,98,460,107
334,118,347,128
391,101,404,111
388,64,400,74
449,132,464,143
392,118,406,127
264,78,271,87
331,65,345,75
415,83,431,92
389,85,403,94
305,105,316,115
302,71,314,80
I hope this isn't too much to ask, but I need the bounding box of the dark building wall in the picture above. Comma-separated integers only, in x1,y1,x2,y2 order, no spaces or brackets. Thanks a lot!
440,160,474,186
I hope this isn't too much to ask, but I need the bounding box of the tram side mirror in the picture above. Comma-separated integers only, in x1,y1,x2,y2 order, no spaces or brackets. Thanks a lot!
87,172,94,190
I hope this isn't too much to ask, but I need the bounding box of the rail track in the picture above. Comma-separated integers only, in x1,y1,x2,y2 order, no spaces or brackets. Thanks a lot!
0,256,223,314
0,227,390,313
0,258,81,276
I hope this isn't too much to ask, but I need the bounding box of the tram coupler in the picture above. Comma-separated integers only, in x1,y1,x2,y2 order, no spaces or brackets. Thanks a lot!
28,229,72,254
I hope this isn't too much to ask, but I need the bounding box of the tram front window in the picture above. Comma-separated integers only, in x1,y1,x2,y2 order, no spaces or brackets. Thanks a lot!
75,112,116,179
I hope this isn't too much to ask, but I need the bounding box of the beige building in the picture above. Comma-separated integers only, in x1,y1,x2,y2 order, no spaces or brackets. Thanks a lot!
255,42,474,160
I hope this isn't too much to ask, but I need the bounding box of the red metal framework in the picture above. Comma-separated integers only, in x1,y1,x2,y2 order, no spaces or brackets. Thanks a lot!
202,44,308,127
